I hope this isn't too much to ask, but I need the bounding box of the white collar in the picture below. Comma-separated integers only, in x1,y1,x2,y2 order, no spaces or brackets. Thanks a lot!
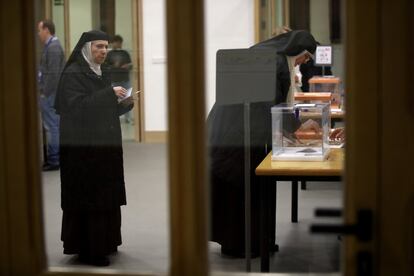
81,42,102,76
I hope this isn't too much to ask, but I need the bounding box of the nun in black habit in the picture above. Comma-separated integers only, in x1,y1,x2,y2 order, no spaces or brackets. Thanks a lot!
207,30,317,257
55,30,134,266
300,42,332,92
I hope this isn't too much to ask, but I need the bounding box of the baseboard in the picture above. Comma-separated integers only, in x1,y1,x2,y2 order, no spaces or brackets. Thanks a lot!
144,131,167,143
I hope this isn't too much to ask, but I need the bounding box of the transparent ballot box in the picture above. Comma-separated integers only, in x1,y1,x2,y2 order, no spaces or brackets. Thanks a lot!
271,103,331,161
308,76,341,108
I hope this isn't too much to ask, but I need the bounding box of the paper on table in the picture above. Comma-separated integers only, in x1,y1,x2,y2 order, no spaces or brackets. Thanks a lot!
119,87,133,102
295,103,316,108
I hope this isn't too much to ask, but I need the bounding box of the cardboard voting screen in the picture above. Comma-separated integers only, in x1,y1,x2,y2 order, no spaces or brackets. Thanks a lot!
216,49,277,105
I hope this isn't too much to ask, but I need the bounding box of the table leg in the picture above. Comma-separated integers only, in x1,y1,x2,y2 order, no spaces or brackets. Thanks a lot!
270,181,278,253
292,181,298,223
301,181,307,190
260,176,270,272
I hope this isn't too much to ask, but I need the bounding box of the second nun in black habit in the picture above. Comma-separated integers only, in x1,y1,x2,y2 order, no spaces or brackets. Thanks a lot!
55,30,134,266
207,30,317,257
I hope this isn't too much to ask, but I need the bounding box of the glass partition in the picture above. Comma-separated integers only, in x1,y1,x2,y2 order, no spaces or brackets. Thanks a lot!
205,0,344,273
39,0,344,274
42,0,169,273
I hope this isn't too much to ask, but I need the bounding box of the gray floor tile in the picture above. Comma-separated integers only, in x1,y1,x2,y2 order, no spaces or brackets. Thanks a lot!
42,142,342,274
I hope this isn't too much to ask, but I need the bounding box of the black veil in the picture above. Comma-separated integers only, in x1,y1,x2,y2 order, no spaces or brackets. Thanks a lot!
55,30,109,114
251,29,317,56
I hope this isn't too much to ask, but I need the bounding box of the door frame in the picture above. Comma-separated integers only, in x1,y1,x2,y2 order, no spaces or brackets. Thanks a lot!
2,0,413,275
338,0,412,275
254,0,291,43
343,0,380,274
132,0,145,142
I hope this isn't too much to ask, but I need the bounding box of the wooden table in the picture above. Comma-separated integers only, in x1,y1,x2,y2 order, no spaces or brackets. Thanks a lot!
255,148,344,272
295,110,344,190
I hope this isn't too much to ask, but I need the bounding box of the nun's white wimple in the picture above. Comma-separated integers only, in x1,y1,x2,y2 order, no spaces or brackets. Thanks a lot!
81,41,102,76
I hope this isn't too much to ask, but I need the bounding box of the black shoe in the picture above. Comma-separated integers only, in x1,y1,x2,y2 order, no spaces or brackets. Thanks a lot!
79,255,110,267
221,247,259,258
90,256,110,266
42,163,60,171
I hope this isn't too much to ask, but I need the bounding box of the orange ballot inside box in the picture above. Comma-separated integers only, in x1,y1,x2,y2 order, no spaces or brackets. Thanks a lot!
271,103,330,161
308,76,342,109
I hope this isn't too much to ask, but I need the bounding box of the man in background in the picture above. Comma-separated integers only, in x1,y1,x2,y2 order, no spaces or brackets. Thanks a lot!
37,19,65,171
106,34,133,123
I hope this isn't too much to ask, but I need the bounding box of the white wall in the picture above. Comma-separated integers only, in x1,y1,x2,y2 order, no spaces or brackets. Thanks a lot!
142,0,167,131
204,0,255,113
69,0,93,51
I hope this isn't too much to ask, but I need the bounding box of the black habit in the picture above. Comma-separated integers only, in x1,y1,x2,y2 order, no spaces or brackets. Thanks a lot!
55,30,133,258
208,30,317,257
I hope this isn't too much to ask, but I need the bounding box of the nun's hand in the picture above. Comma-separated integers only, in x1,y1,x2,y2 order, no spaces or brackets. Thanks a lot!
113,86,127,98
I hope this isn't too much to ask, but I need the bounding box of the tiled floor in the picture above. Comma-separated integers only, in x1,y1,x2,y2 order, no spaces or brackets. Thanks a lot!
42,142,342,275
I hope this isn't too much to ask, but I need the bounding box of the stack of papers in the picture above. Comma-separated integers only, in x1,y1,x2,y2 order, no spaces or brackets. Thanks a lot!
118,87,133,102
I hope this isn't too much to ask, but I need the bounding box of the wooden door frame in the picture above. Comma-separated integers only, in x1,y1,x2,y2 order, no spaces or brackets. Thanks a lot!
254,0,291,43
289,0,310,31
345,0,413,275
132,0,145,142
3,0,413,276
375,0,413,275
344,0,380,274
45,0,71,58
1,0,46,274
166,0,207,274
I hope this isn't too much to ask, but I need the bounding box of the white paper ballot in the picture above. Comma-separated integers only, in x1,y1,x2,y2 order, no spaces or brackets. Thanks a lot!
295,103,316,108
331,108,342,113
119,87,133,102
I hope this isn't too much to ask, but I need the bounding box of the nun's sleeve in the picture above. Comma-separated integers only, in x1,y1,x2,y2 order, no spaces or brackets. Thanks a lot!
59,72,117,113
